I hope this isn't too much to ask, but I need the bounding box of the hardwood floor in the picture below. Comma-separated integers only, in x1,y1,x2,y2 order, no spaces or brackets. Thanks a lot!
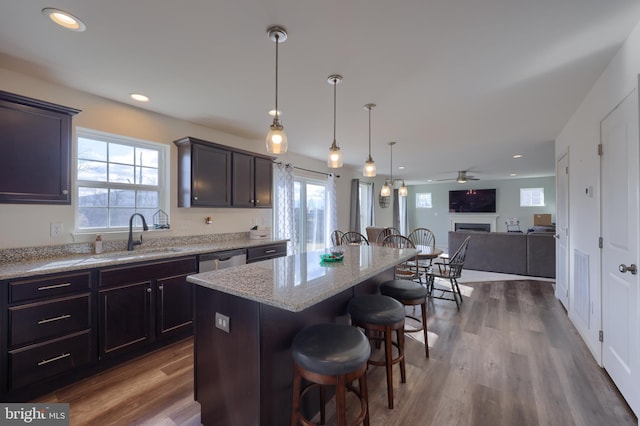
33,280,636,425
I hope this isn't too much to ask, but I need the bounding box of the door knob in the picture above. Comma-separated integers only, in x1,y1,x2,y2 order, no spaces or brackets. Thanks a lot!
618,264,638,275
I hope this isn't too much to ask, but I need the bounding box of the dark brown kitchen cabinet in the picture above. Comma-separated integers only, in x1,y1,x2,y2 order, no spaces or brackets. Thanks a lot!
246,242,287,263
98,257,197,359
0,91,80,204
175,136,273,208
232,153,273,208
3,271,95,396
175,137,232,207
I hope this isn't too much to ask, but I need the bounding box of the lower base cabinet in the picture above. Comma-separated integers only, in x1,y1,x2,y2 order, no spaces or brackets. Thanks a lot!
98,257,197,360
1,256,197,401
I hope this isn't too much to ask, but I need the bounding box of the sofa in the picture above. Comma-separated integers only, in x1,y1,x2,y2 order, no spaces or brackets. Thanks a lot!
448,231,555,278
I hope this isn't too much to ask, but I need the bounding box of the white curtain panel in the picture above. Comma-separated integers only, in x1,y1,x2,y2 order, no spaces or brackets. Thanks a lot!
327,174,337,247
274,163,298,254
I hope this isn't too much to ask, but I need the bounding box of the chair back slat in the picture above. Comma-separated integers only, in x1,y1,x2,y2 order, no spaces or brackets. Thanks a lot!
408,228,436,252
331,230,345,246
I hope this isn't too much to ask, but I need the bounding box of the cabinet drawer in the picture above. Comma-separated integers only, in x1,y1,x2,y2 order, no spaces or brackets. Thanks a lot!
99,257,197,288
10,294,91,348
246,243,287,263
9,330,91,390
9,272,91,303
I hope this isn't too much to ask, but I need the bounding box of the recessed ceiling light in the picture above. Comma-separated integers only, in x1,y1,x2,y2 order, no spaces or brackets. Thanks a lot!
398,166,405,170
42,8,86,32
513,154,523,158
268,109,282,117
130,93,150,102
510,173,517,177
427,179,433,182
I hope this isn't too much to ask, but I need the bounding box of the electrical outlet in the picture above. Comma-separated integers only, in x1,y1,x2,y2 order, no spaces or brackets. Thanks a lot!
50,223,63,237
215,312,230,333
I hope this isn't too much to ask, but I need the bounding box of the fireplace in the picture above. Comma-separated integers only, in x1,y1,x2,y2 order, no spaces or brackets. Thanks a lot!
450,213,498,232
455,223,490,232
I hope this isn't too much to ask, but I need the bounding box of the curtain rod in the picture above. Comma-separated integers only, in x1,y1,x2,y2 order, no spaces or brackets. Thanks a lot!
274,161,340,178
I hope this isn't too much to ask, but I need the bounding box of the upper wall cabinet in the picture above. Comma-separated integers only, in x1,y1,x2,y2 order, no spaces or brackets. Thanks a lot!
174,137,274,208
232,153,273,208
0,91,80,204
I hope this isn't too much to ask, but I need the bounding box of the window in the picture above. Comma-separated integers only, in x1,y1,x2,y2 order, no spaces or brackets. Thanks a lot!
416,192,432,208
359,181,374,235
75,129,169,231
520,188,545,207
294,177,328,252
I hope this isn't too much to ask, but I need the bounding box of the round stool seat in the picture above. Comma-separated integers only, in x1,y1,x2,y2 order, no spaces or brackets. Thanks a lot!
292,323,371,376
347,294,405,325
380,279,428,301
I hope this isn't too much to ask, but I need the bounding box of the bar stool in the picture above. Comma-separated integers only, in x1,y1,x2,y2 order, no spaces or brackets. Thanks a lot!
380,279,430,358
347,295,405,409
291,323,371,426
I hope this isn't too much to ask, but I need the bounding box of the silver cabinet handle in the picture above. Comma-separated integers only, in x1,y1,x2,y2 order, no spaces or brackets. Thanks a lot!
256,200,260,204
147,287,152,293
265,249,276,254
38,282,71,291
62,189,69,195
619,264,638,275
158,285,163,291
38,353,70,366
194,196,199,201
38,314,71,325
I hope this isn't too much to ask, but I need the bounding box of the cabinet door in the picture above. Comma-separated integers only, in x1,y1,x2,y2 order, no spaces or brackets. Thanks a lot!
99,282,153,357
157,274,193,338
0,91,79,204
192,143,231,207
232,152,254,207
254,157,273,208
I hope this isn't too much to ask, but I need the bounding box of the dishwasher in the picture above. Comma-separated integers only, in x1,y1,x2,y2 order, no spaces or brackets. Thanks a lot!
198,249,247,272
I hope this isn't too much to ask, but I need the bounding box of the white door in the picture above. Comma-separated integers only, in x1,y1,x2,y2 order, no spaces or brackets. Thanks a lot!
556,152,569,309
601,88,640,416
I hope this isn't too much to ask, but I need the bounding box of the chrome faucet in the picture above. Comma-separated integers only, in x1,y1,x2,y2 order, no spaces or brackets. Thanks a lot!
127,213,149,251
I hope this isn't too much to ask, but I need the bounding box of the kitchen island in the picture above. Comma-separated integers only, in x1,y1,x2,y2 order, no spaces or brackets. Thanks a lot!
187,244,418,425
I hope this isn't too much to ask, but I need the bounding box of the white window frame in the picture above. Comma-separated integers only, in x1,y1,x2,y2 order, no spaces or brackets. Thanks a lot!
416,192,432,208
520,187,545,207
74,128,170,233
359,181,374,235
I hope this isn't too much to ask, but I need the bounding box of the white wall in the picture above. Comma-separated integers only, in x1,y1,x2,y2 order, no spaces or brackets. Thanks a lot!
408,176,556,252
556,20,640,362
0,67,362,250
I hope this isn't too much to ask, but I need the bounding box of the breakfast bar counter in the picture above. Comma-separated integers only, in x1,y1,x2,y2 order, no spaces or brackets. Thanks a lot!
187,245,417,425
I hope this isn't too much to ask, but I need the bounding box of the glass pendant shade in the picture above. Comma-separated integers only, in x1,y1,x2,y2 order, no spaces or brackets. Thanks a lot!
363,157,376,177
266,119,287,154
399,180,408,197
328,142,343,168
380,181,391,197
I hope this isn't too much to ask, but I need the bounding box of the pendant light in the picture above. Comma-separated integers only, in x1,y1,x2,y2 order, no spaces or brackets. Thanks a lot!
327,75,343,168
266,26,288,154
380,141,395,197
380,141,407,197
363,103,377,177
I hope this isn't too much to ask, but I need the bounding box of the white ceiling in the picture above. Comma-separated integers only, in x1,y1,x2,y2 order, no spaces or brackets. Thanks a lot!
2,1,640,183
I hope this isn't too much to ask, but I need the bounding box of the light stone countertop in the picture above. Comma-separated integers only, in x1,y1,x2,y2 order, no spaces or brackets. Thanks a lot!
187,245,419,312
0,238,288,280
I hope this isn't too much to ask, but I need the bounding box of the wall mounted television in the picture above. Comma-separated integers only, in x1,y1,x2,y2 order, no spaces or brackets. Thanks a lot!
449,188,496,213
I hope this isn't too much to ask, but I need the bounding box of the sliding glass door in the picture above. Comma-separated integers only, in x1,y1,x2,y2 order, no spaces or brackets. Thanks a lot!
294,178,327,252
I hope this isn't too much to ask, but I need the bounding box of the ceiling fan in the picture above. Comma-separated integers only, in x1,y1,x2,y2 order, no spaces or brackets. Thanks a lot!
438,170,480,183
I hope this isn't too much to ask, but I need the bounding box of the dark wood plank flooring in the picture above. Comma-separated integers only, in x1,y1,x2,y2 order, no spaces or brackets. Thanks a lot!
33,280,637,425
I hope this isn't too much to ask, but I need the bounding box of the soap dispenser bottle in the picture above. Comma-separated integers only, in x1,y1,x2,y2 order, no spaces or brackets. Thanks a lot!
95,235,103,254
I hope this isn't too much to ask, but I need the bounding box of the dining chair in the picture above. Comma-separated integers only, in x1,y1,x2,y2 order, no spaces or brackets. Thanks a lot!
381,234,419,281
407,228,437,280
341,231,370,246
331,230,345,246
374,227,393,244
426,236,471,309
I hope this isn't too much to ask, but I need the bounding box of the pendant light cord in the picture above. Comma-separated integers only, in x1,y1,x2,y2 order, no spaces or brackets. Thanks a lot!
390,143,393,183
274,32,279,120
368,108,372,158
333,77,337,143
